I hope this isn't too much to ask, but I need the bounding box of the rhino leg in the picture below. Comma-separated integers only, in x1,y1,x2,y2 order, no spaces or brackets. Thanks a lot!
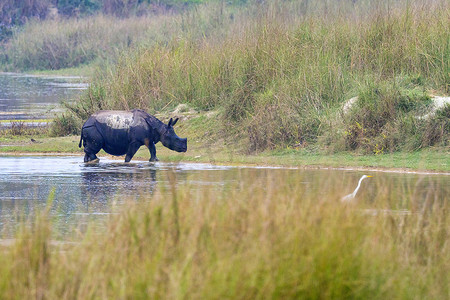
147,142,159,162
84,153,99,163
125,141,141,163
82,126,103,162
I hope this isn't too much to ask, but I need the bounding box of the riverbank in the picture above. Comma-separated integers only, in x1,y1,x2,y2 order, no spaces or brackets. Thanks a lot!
1,134,448,172
27,65,95,79
52,1,449,154
3,0,448,160
1,103,448,172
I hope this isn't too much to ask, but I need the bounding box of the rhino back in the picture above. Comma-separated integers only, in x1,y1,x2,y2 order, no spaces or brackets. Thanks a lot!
94,111,134,155
94,111,134,129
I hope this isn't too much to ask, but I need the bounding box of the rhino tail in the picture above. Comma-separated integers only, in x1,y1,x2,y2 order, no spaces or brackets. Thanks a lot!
79,128,83,148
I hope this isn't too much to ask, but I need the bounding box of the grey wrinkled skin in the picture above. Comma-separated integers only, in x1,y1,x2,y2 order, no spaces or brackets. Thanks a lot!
79,109,187,162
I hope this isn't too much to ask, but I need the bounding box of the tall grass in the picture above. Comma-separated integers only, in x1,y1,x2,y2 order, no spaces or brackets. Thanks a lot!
0,13,182,70
0,1,242,71
0,171,448,298
60,0,449,152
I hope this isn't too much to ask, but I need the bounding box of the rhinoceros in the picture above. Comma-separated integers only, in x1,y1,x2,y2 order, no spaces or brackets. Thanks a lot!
78,109,187,162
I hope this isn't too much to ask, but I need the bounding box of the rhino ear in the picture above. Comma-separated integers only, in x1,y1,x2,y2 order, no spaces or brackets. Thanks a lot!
172,118,179,127
168,118,173,127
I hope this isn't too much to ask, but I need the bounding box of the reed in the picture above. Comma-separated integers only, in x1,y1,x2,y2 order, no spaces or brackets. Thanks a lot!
59,0,449,152
1,13,182,71
2,1,448,151
0,171,448,299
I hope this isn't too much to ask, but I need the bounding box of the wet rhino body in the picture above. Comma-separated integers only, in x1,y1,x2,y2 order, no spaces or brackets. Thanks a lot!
79,109,187,162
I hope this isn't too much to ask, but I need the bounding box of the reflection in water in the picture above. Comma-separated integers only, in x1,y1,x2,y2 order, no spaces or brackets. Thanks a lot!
81,163,157,209
0,156,448,237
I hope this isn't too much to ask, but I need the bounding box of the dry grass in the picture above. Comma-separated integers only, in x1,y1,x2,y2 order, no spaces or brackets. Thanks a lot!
0,171,448,299
1,13,182,70
58,0,449,152
2,1,447,151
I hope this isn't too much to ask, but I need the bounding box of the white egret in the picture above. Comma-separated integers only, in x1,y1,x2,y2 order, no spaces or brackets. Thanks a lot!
341,175,373,202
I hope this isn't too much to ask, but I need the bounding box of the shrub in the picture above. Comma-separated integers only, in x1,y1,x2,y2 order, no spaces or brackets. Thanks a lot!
422,104,450,147
50,0,449,153
341,77,435,152
51,113,81,136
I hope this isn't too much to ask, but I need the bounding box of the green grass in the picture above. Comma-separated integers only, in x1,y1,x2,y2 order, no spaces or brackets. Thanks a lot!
55,0,449,153
1,0,449,168
0,2,448,297
0,1,236,72
0,14,177,70
0,119,51,124
262,148,449,171
28,64,95,78
0,169,448,299
0,135,83,154
2,0,448,153
1,115,448,171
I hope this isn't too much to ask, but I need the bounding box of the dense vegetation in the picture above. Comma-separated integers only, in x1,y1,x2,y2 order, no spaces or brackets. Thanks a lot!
57,0,449,153
0,1,236,69
0,0,209,42
0,0,205,24
0,2,448,298
0,171,448,299
1,0,449,153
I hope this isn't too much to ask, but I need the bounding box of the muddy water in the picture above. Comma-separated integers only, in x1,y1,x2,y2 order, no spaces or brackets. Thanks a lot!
0,156,448,237
0,72,87,120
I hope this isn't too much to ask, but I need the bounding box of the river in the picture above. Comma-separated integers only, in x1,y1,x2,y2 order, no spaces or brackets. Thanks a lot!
0,72,87,121
0,156,448,237
0,73,448,238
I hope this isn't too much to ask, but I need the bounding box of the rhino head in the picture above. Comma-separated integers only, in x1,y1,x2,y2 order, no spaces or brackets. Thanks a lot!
159,118,187,152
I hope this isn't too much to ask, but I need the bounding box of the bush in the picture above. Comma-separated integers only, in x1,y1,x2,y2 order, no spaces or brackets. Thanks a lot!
422,104,450,147
49,0,449,152
51,113,81,136
340,77,436,153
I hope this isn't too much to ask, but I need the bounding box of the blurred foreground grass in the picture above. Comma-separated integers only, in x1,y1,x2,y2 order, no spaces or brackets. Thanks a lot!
0,171,448,299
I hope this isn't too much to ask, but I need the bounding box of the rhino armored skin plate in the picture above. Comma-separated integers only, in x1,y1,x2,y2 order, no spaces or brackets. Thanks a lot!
79,109,187,162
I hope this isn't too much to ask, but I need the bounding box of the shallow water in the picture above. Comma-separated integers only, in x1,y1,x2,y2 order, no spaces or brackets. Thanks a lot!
0,72,87,120
0,156,448,236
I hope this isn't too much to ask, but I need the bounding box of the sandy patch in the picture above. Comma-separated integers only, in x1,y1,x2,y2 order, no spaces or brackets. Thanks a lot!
342,95,450,118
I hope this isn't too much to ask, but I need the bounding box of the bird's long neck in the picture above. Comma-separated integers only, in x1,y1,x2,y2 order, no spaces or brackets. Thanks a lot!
352,177,365,197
